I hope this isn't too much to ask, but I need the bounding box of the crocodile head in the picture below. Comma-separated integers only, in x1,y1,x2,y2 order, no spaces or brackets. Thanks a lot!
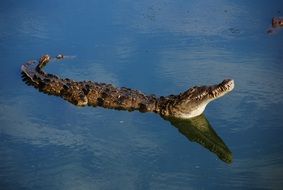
170,79,234,118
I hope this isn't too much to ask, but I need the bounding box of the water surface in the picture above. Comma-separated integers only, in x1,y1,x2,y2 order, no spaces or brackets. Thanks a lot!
1,0,283,189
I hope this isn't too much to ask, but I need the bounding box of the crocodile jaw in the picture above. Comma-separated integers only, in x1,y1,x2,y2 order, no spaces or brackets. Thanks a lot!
171,79,235,119
180,103,208,118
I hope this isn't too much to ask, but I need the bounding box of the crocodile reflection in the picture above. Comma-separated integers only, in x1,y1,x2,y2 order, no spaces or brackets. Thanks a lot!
163,114,232,164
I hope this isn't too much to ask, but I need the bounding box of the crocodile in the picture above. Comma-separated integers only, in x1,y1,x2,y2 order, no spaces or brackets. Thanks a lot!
21,54,234,119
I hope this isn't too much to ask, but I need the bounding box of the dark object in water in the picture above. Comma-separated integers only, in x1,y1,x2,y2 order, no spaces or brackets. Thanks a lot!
272,17,283,28
267,17,283,34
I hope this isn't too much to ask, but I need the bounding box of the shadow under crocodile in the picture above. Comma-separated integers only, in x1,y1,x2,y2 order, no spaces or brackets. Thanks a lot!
163,114,232,164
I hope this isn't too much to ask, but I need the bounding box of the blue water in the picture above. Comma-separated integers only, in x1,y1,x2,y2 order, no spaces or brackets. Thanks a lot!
1,0,283,189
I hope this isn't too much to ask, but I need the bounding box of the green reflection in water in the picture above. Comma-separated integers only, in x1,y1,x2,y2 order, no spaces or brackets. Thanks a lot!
164,114,232,164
